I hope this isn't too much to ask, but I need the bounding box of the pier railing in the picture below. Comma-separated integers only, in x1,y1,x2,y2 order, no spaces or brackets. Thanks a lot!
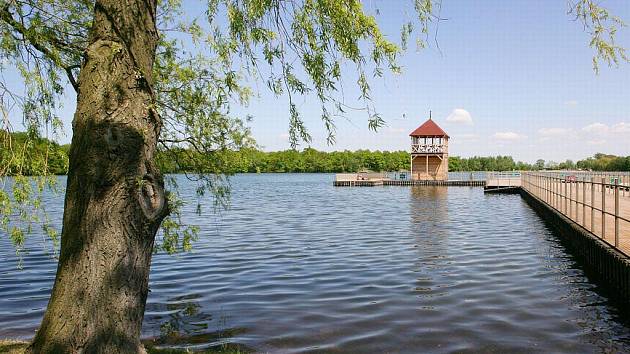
335,172,386,181
335,173,360,181
448,171,488,181
522,172,630,257
486,171,522,188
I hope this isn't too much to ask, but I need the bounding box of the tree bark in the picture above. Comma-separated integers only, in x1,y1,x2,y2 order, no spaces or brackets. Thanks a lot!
29,0,167,352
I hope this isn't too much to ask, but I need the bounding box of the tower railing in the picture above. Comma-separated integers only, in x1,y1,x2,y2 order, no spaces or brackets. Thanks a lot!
411,143,447,154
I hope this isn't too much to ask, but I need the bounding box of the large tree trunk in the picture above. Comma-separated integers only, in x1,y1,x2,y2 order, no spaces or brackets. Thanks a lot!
29,0,167,352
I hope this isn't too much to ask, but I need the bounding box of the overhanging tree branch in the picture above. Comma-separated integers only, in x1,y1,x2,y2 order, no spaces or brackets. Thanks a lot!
0,4,81,92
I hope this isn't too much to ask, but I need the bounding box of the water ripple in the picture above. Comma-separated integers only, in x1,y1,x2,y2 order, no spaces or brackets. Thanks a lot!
2,174,630,353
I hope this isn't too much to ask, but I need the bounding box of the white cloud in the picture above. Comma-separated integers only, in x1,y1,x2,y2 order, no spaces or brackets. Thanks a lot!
453,133,480,143
578,121,630,137
457,133,479,140
386,127,407,134
493,131,526,141
538,127,572,137
564,100,578,107
446,108,473,125
611,122,630,134
587,139,606,145
581,122,609,135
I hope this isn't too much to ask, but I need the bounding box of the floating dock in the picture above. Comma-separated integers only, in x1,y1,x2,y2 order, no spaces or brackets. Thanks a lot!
333,172,487,187
333,180,384,187
483,172,522,193
333,179,484,187
483,186,521,194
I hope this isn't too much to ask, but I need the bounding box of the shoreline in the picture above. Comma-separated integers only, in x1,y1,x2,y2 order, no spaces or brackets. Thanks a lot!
0,339,248,354
0,340,27,354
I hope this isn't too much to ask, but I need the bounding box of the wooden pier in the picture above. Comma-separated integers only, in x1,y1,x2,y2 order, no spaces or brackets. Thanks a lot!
383,180,484,186
333,180,485,187
522,172,630,256
521,171,630,300
333,173,485,187
333,180,384,187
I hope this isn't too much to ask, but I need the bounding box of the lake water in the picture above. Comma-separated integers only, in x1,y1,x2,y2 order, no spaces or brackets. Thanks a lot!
2,173,630,353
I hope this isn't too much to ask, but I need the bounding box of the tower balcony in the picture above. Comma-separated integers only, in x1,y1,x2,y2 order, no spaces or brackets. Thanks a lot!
411,143,448,154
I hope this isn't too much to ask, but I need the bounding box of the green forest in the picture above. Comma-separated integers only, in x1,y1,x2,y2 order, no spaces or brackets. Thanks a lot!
0,131,69,176
2,132,630,175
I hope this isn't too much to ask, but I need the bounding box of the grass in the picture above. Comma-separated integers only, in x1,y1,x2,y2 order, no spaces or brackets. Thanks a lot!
0,339,28,354
0,339,247,354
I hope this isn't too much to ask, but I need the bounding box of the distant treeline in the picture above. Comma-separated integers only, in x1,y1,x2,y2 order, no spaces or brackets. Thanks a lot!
3,132,630,175
156,148,540,173
575,153,630,171
449,156,534,172
0,131,69,175
158,148,411,173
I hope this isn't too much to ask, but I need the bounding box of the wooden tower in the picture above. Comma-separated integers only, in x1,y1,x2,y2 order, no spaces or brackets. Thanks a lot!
409,115,449,181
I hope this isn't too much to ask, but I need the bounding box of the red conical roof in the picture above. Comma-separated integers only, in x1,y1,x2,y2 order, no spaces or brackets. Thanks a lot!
409,118,449,138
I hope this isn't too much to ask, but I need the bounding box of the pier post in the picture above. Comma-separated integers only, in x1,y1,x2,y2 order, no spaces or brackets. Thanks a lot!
560,174,563,211
544,174,548,203
547,174,549,203
557,175,560,212
569,179,573,218
564,176,569,215
602,177,606,239
582,178,586,227
549,174,551,205
425,155,428,177
615,178,620,248
553,176,562,213
560,175,563,213
550,174,554,208
558,174,561,210
591,177,595,233
556,174,560,209
539,174,549,203
575,180,579,220
538,174,547,202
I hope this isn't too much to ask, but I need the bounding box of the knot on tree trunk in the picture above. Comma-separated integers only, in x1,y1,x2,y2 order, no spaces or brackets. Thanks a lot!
137,172,168,223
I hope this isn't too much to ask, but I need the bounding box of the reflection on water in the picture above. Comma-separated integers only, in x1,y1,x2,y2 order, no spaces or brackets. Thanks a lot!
152,295,210,341
146,294,249,351
2,174,630,353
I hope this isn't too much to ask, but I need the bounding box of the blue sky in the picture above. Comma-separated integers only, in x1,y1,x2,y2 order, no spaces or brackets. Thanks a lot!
6,0,630,163
239,0,630,163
